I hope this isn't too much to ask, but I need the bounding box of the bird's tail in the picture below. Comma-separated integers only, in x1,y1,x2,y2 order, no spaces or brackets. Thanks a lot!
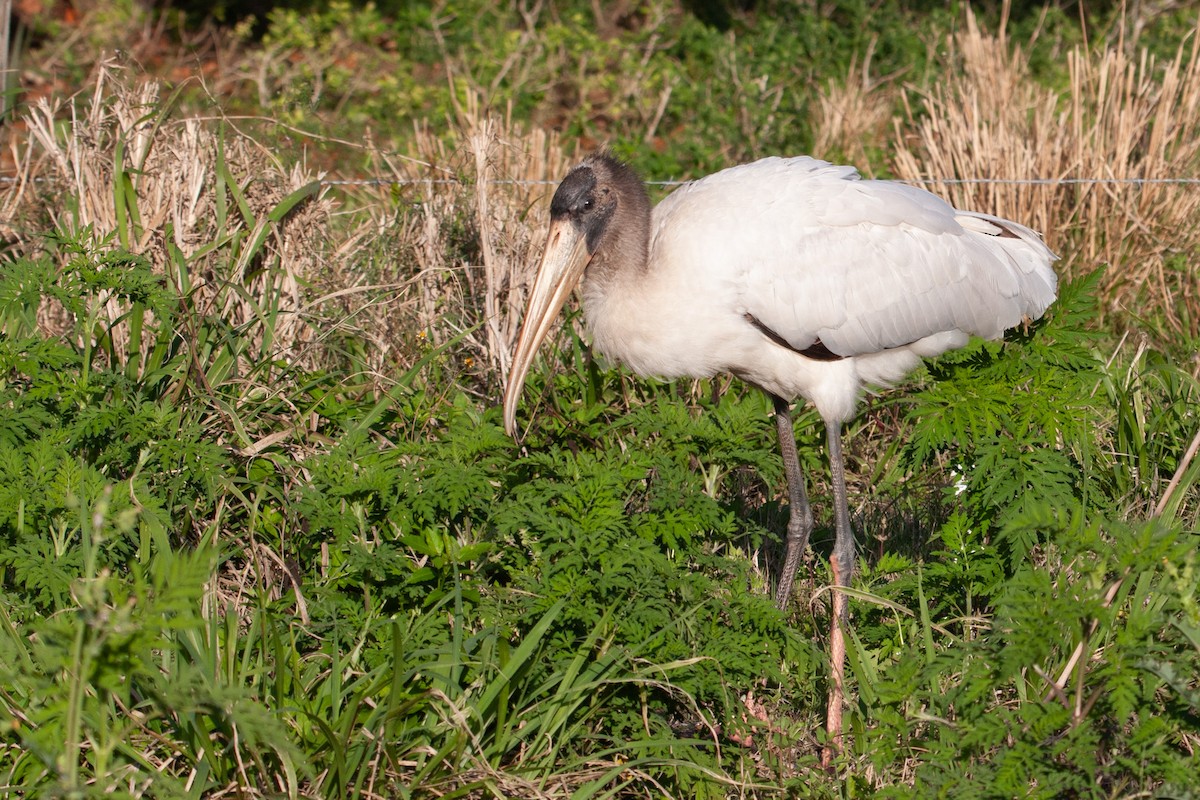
957,211,1059,320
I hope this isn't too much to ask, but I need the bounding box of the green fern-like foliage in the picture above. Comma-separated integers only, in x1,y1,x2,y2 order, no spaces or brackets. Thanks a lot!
480,378,815,737
905,273,1106,566
0,250,223,619
846,271,1200,794
870,513,1199,798
6,222,1196,797
0,511,304,796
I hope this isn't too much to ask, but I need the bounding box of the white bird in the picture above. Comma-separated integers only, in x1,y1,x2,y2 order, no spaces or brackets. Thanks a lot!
502,152,1057,762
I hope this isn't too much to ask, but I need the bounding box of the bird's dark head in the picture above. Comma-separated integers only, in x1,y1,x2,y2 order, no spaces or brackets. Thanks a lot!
503,152,651,437
550,153,650,256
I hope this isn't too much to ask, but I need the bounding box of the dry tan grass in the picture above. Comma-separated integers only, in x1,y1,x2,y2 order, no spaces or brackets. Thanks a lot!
892,10,1200,339
812,51,901,173
463,105,575,383
5,57,575,397
11,58,334,372
321,92,575,390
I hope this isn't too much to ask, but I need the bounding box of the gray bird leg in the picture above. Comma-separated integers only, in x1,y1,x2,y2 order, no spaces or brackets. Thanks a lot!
772,395,814,610
822,420,854,768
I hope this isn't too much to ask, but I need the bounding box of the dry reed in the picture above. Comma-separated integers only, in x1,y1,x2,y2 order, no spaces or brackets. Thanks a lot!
328,91,574,389
2,65,576,396
812,50,899,173
12,58,334,373
892,10,1200,339
10,12,1200,395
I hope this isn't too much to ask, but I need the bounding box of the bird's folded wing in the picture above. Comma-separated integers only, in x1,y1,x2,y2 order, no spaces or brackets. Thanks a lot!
654,160,1057,358
737,218,1056,357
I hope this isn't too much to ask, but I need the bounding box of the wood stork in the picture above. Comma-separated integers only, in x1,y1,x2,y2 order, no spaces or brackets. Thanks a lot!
501,152,1057,762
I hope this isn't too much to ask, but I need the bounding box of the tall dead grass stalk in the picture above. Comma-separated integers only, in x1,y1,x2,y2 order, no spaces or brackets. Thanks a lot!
14,59,333,374
343,92,573,384
812,49,898,172
893,11,1200,339
467,105,575,381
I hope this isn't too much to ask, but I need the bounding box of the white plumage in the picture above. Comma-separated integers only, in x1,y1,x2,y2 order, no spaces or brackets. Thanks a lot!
502,152,1057,762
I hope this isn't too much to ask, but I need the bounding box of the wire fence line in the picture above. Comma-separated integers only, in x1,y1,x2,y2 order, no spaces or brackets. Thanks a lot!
3,174,1197,191
317,176,1200,188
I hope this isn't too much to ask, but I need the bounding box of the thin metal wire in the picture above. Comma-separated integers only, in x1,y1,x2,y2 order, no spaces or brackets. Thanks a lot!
319,176,1200,188
904,177,1200,185
4,174,1199,188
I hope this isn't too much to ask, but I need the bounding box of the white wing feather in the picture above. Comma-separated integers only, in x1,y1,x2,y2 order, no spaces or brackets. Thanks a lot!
650,157,1057,358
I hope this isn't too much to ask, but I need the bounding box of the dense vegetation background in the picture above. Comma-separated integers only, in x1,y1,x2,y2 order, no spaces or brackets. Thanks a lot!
1,0,1199,797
